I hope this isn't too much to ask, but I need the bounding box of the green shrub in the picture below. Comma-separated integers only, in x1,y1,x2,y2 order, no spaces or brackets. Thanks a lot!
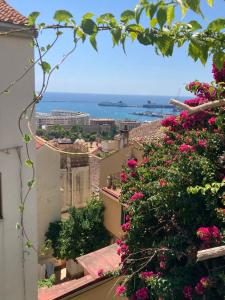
45,197,110,260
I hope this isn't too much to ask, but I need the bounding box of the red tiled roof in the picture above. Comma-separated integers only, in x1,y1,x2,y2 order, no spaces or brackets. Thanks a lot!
0,0,27,25
38,244,121,300
77,244,120,278
129,120,164,144
38,275,94,300
36,136,48,150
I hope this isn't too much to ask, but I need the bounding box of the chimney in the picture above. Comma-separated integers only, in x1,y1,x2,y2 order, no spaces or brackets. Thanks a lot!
119,125,129,149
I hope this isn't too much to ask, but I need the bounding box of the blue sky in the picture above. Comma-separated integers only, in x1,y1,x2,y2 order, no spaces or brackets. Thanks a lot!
8,0,225,96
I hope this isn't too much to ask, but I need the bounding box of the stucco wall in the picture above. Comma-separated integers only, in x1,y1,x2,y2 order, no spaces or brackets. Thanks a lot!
36,146,61,254
0,33,37,300
68,278,127,300
99,146,132,187
100,191,123,239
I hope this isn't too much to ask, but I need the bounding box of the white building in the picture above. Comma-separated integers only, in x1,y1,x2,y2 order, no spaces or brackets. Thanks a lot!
36,110,90,128
36,139,61,261
0,1,37,300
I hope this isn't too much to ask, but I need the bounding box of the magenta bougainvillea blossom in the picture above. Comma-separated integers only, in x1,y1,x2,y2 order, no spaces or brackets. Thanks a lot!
127,159,137,168
116,63,225,299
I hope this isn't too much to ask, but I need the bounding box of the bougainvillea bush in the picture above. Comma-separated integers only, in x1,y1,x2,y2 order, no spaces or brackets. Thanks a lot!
117,64,225,300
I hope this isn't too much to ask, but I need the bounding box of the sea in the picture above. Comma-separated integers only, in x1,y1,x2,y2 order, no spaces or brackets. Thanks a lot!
37,92,187,122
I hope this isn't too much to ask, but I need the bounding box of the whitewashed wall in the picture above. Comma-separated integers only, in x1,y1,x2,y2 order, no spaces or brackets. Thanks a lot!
0,32,37,300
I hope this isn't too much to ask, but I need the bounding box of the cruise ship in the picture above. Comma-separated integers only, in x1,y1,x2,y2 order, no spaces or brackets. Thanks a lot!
98,101,128,107
142,100,173,109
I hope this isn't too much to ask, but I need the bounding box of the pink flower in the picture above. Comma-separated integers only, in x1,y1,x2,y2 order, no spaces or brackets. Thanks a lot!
197,226,221,243
179,144,195,153
115,285,126,296
159,179,167,187
161,115,178,128
131,172,137,178
120,172,127,183
116,239,122,245
127,159,137,168
135,287,149,300
195,282,204,295
130,192,144,202
159,261,166,270
140,271,160,279
200,277,210,288
121,221,131,232
97,269,104,277
180,110,189,119
198,139,207,148
142,157,149,164
183,285,193,300
208,117,216,125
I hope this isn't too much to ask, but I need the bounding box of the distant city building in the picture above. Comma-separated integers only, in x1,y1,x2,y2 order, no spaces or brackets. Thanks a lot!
116,120,141,131
90,118,116,126
36,110,90,128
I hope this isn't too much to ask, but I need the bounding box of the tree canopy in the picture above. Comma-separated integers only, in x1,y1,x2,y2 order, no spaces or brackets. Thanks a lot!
28,0,225,71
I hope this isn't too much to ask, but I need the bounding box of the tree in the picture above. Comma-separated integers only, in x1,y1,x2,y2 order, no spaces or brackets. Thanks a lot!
45,198,110,260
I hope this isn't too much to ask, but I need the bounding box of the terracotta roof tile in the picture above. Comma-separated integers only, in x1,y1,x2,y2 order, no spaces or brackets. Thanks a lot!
38,244,121,300
0,0,27,25
129,120,164,144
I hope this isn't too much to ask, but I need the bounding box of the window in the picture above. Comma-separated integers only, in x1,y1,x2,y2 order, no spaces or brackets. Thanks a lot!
0,173,2,219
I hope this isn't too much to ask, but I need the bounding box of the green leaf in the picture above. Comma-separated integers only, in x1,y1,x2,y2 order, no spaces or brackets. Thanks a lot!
177,0,188,18
82,12,95,19
89,34,98,51
74,27,86,42
157,6,167,29
16,223,21,230
97,13,115,24
23,134,31,144
134,4,144,24
146,3,158,19
126,24,144,33
208,18,225,31
26,240,33,248
137,29,154,45
25,159,34,168
156,35,174,56
167,6,175,26
207,0,214,7
188,20,202,31
41,61,51,74
186,0,201,14
213,52,225,70
27,179,35,188
54,10,73,23
120,34,127,54
120,10,135,24
188,42,200,62
188,39,208,64
28,12,40,26
111,28,122,46
81,19,98,35
150,18,158,28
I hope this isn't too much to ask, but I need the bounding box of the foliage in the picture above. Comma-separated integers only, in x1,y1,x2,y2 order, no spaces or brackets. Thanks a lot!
45,197,110,260
117,63,225,299
37,274,55,288
36,124,117,143
30,1,225,68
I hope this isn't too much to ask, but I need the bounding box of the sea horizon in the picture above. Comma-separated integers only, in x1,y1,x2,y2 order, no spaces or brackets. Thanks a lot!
37,92,187,122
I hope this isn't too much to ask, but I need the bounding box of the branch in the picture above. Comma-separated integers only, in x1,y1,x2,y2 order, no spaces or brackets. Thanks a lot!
197,246,225,262
170,98,225,115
